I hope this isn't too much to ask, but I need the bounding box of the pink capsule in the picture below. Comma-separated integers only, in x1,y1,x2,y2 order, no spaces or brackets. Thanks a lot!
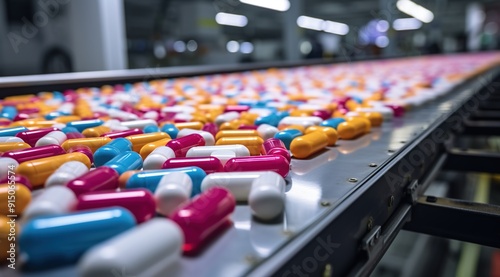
162,157,223,174
75,188,156,223
224,105,250,113
0,121,10,127
166,133,205,157
13,113,30,121
202,123,218,137
312,110,331,120
66,166,119,195
224,155,290,178
102,128,143,139
0,174,32,190
17,108,39,114
16,127,59,147
170,187,235,255
66,132,85,139
385,104,405,117
1,144,66,163
263,138,291,162
238,125,258,130
68,145,94,163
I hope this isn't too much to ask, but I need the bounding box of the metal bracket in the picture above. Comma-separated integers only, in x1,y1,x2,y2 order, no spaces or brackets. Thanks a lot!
362,226,382,259
407,180,419,204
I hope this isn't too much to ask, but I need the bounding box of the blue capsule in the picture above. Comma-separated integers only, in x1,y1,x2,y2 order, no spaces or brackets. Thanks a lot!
255,113,280,127
94,138,133,166
66,119,104,132
61,126,81,134
320,118,346,129
45,111,63,120
126,166,206,196
19,207,136,269
103,151,143,175
274,129,303,149
0,126,28,137
143,124,160,133
0,106,17,121
161,123,179,139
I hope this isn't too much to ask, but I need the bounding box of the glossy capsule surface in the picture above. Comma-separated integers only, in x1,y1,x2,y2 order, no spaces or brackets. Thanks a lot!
215,130,259,141
274,129,302,149
0,184,31,215
320,117,346,129
62,137,112,153
103,151,143,175
16,127,59,147
2,144,66,163
163,157,223,174
167,133,205,157
126,167,206,195
66,166,119,195
249,171,286,220
263,138,291,162
101,128,143,139
224,155,290,178
66,119,104,132
82,125,111,137
290,131,329,159
215,136,263,156
22,186,76,221
0,141,30,152
126,132,170,152
337,120,365,139
0,126,28,137
305,126,338,146
94,138,133,166
139,138,171,159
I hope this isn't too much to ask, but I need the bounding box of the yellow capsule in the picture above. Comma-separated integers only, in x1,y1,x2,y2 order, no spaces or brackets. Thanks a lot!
4,95,36,101
216,136,263,156
174,122,203,130
139,138,171,159
126,132,170,153
346,100,360,111
337,121,365,140
290,110,314,117
82,126,112,137
290,131,329,159
346,117,371,133
219,120,241,131
9,119,56,128
16,152,91,188
0,184,31,215
305,126,338,146
239,113,259,124
280,124,306,133
54,115,82,124
0,142,31,153
0,215,16,261
215,130,259,141
361,112,383,127
191,115,207,124
62,137,112,153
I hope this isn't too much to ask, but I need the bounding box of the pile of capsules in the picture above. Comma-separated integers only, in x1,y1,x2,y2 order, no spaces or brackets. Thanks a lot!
0,53,499,276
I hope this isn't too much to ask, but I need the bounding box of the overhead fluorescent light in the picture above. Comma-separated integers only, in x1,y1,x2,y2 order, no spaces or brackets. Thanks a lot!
215,12,248,27
393,18,423,30
323,20,349,35
239,0,290,12
396,0,434,23
297,15,324,31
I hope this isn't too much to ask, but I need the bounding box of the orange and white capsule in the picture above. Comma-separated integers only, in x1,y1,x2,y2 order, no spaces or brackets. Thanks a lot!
216,136,263,156
215,130,259,141
126,132,170,152
82,126,112,137
305,126,338,146
62,137,112,153
290,131,329,159
0,183,31,216
174,122,203,130
139,138,171,159
0,142,30,153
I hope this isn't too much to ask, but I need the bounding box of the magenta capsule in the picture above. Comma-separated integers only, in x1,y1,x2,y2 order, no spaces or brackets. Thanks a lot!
224,105,250,113
68,145,94,163
75,188,156,223
238,125,258,130
14,113,30,121
102,128,143,139
312,110,331,120
16,127,59,147
263,138,291,162
385,104,405,117
170,187,235,255
166,133,205,157
0,174,32,190
224,155,290,178
66,132,85,139
17,108,39,114
66,166,119,195
1,144,66,163
162,157,223,174
202,123,218,137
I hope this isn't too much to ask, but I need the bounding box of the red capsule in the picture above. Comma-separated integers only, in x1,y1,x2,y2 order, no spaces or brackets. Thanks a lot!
0,175,32,190
162,157,223,174
263,138,291,162
68,145,94,163
66,132,85,139
16,127,59,147
202,123,218,137
1,144,66,163
75,188,156,223
166,133,205,157
102,128,143,139
170,187,235,255
66,166,119,195
224,155,290,178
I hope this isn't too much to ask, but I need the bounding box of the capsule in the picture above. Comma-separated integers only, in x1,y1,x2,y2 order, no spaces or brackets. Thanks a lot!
102,128,143,139
278,116,322,129
263,138,291,162
0,141,30,152
22,186,77,221
210,150,235,166
62,137,112,153
16,127,59,147
0,174,32,190
0,136,24,143
346,117,371,133
143,146,175,170
274,129,302,149
178,129,215,146
35,131,67,147
216,136,263,156
186,144,250,157
45,161,89,187
224,155,290,178
0,126,28,137
66,131,85,139
126,167,206,195
154,172,193,215
19,207,136,269
67,145,94,164
66,166,119,196
249,172,285,220
103,151,143,175
1,106,17,120
215,111,240,126
215,130,259,141
290,131,329,159
16,152,91,188
78,218,183,277
126,132,170,152
82,125,111,137
167,133,205,157
361,112,383,127
320,117,346,129
0,183,31,215
202,122,218,137
170,187,235,255
161,123,179,138
305,126,338,146
66,119,104,132
94,138,133,166
174,121,204,130
76,189,156,223
255,113,280,127
143,124,160,133
54,115,82,124
119,170,141,188
121,119,157,129
337,120,365,140
139,138,171,159
2,144,66,163
201,171,266,201
163,157,223,174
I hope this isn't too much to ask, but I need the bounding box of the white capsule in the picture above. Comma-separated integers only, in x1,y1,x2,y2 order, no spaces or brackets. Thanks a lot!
356,107,393,119
248,108,273,117
22,186,77,222
278,116,323,128
108,109,139,121
201,172,264,201
104,119,131,131
215,111,240,126
143,146,176,170
154,172,192,216
121,119,157,129
35,131,67,147
0,136,24,143
78,218,183,277
177,129,215,146
210,150,235,166
257,124,279,141
142,111,159,120
162,105,196,114
45,161,89,187
186,145,250,157
0,158,18,180
249,171,286,220
173,113,193,122
51,123,67,130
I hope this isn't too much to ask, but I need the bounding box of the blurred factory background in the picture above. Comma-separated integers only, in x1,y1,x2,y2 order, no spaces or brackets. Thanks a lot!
0,0,499,76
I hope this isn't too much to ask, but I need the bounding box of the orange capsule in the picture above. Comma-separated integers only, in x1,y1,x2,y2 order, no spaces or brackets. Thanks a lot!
82,126,112,138
215,130,260,141
345,117,371,133
10,119,57,128
62,137,112,153
280,124,306,133
361,112,383,127
139,138,171,159
54,116,82,124
219,120,241,131
337,120,365,140
174,122,203,130
5,95,36,101
126,132,170,153
290,110,314,117
305,126,338,146
0,215,15,261
0,142,31,152
0,184,31,215
290,131,329,159
239,113,259,124
216,136,263,156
